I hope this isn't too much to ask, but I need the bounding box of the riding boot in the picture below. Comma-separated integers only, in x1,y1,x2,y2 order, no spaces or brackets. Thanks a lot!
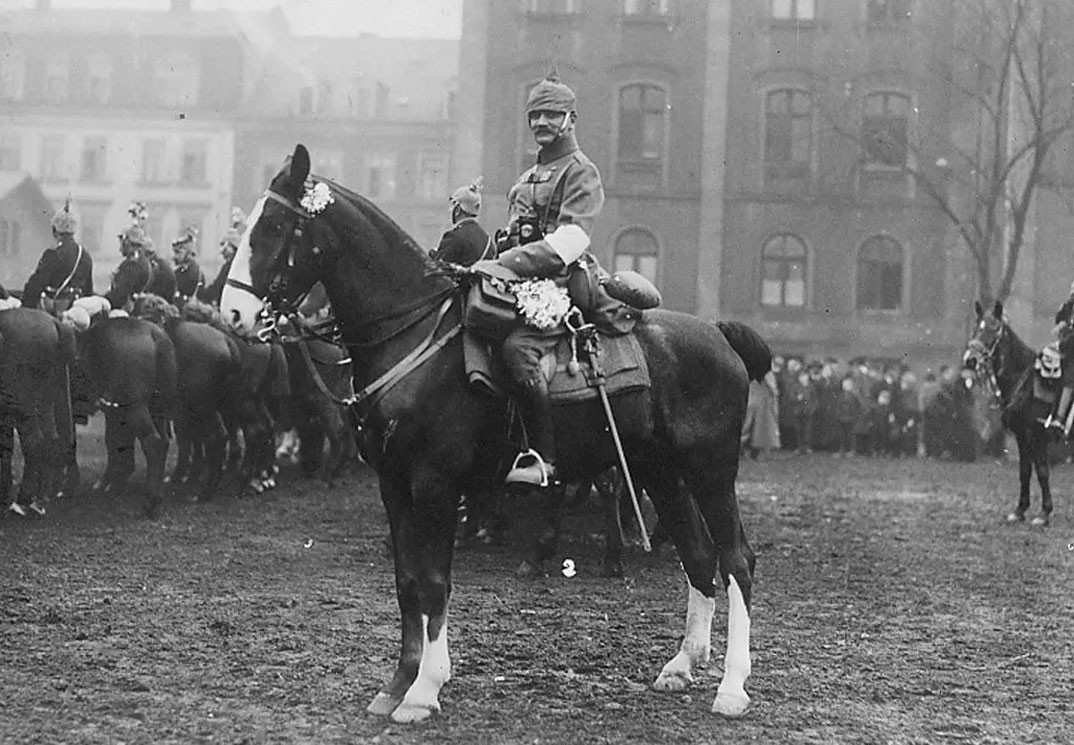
1046,385,1073,432
506,377,557,487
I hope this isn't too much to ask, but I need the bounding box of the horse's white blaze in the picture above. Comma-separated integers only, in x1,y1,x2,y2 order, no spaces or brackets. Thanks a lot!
391,613,451,723
653,583,714,691
712,575,751,717
220,195,266,333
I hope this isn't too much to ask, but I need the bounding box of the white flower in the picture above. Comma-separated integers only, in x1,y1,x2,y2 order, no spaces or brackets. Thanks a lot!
300,181,335,215
515,278,571,331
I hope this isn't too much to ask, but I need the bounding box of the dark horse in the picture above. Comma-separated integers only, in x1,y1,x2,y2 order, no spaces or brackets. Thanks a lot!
963,300,1053,526
222,144,765,722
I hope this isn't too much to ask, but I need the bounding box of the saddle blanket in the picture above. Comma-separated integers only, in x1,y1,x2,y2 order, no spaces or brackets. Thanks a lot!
464,330,651,405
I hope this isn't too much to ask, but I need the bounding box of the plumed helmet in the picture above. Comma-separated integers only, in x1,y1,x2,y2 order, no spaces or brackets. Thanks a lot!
449,177,483,216
172,226,199,249
128,201,149,228
51,200,78,235
119,224,152,249
230,206,247,231
220,227,243,250
525,68,576,115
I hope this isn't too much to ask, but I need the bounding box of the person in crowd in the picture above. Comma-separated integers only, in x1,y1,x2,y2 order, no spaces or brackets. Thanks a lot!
430,178,494,267
200,208,246,307
105,225,154,312
741,368,781,459
833,374,864,456
789,370,818,454
22,200,94,313
777,356,801,450
864,388,898,456
172,226,205,307
1043,279,1074,435
492,70,605,487
896,370,921,457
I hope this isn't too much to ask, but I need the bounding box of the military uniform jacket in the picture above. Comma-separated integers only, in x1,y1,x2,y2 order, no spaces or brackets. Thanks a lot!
431,218,493,267
144,253,177,302
497,132,605,279
199,258,233,306
1055,295,1074,328
106,252,152,310
22,235,94,309
174,260,205,303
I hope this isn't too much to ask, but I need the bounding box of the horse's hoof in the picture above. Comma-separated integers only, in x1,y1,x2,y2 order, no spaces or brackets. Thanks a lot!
390,700,439,723
712,689,750,718
516,560,545,578
1030,514,1050,527
653,668,692,692
7,502,26,518
1005,512,1025,523
366,691,401,717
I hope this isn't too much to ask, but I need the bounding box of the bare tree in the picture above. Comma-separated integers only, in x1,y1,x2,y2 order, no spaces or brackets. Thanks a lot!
830,0,1074,307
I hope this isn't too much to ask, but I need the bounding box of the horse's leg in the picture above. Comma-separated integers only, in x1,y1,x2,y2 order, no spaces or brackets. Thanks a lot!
685,462,755,718
130,404,167,518
517,483,565,577
367,468,457,723
15,418,44,510
647,467,718,692
199,412,228,502
1030,428,1053,526
595,469,625,578
1008,431,1032,522
53,374,79,499
169,416,192,484
0,419,14,507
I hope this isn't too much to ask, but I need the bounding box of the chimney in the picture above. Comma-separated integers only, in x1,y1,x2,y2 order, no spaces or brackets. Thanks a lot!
171,0,192,11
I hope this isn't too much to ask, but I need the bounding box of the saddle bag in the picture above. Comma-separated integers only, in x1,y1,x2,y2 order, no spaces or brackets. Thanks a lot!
464,260,520,343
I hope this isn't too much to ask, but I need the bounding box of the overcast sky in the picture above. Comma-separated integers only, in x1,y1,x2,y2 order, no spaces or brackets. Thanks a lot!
2,0,463,38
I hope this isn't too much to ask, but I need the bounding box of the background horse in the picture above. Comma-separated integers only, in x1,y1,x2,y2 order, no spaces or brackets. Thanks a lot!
0,308,77,515
963,300,1053,526
77,316,176,518
223,144,766,722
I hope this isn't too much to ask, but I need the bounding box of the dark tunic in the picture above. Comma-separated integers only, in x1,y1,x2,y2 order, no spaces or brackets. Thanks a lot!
106,252,152,311
22,234,94,309
198,258,233,306
174,260,205,304
430,218,493,267
144,253,177,302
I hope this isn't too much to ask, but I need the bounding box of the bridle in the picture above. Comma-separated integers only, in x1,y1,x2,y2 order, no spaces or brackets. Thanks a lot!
226,184,463,430
966,318,1006,406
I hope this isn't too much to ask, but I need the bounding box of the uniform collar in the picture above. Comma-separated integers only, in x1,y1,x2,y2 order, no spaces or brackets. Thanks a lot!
453,216,477,227
536,131,579,164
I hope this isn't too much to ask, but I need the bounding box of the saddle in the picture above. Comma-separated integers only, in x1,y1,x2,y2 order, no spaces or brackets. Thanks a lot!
463,328,651,405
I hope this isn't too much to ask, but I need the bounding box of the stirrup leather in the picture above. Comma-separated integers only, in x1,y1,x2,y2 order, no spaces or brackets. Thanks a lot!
505,449,555,487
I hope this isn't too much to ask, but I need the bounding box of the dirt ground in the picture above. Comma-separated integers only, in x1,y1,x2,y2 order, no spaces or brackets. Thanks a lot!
2,419,1072,745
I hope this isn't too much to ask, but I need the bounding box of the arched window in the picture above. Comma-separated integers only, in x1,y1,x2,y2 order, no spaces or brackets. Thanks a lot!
862,92,910,167
617,83,666,170
0,49,26,101
760,233,807,308
613,228,659,284
764,88,812,178
857,235,903,310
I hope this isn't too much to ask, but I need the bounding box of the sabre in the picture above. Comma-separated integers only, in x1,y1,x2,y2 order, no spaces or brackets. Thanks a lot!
579,326,651,553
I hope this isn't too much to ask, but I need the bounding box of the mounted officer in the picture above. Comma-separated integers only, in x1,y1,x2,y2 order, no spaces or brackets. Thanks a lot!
1043,279,1074,435
200,207,246,307
22,200,94,313
430,178,493,267
105,225,155,312
171,226,205,307
493,70,606,487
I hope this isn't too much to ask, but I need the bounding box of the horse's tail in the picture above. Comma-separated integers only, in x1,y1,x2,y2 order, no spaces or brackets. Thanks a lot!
53,316,78,366
716,320,772,382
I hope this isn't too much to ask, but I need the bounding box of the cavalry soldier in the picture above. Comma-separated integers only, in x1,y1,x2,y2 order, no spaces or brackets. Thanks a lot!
200,225,242,306
22,200,94,313
430,178,493,267
1043,280,1074,434
171,226,205,306
493,71,605,487
106,225,155,312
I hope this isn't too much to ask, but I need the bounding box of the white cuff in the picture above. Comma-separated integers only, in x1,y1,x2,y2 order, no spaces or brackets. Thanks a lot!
544,224,590,265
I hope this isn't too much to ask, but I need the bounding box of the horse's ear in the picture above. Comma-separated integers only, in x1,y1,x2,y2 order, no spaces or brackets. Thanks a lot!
974,300,983,319
993,301,1003,320
288,144,311,190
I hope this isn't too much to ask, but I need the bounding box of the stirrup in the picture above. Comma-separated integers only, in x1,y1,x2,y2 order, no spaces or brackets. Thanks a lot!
505,449,556,487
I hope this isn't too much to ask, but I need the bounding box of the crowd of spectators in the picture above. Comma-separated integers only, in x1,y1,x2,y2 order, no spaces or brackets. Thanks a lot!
741,355,985,461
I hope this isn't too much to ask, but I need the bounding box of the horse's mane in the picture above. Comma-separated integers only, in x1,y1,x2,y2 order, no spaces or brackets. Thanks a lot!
181,297,236,337
317,175,435,267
